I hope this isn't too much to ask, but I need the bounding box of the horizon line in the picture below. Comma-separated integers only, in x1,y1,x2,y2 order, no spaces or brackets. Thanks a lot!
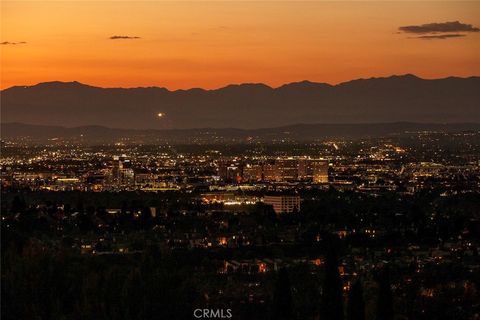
3,73,480,92
3,121,480,133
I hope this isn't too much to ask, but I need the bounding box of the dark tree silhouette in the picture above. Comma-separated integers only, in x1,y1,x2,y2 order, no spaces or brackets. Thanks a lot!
347,280,365,320
376,266,394,320
11,195,26,214
322,237,344,320
272,268,294,320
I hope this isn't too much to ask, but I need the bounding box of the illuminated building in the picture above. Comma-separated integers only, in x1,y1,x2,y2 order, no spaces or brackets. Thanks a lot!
110,155,134,187
218,161,241,183
298,159,329,183
264,194,301,214
276,158,298,181
312,160,329,183
243,164,262,182
263,163,280,182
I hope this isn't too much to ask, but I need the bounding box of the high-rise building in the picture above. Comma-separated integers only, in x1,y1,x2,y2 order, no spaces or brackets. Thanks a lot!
218,160,241,183
263,163,280,182
243,164,263,182
298,159,329,183
276,158,298,181
110,155,134,187
312,160,329,183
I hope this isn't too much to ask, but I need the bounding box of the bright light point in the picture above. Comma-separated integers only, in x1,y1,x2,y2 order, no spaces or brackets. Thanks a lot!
157,112,165,118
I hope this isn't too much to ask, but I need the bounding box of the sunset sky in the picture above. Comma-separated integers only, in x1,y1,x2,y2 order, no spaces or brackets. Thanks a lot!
1,1,479,90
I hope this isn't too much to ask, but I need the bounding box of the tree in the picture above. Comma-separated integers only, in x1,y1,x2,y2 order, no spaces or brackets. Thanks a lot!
376,266,394,320
272,268,294,320
347,280,365,320
322,237,344,320
11,195,26,214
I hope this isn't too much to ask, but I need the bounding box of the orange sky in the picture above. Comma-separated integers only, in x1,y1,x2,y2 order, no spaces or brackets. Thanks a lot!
1,1,480,89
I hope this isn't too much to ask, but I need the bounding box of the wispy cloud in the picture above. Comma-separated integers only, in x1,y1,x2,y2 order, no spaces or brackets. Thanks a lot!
399,21,479,40
1,41,27,45
109,35,141,40
399,21,479,34
415,34,466,40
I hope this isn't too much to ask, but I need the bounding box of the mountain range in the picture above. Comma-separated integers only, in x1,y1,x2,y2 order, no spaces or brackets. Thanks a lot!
1,74,479,129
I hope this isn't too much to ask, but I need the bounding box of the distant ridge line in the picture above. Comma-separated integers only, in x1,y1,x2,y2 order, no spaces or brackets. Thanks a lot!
2,122,479,144
3,74,480,92
3,121,480,132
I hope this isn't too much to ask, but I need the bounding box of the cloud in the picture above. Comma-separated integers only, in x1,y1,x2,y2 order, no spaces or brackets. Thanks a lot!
414,34,466,40
1,41,27,45
399,21,479,34
109,35,141,40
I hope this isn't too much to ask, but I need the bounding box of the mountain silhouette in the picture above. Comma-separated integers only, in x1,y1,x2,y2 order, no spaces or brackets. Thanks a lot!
1,75,479,129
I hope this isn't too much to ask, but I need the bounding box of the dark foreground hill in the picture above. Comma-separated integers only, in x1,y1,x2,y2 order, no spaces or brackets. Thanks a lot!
1,75,479,129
